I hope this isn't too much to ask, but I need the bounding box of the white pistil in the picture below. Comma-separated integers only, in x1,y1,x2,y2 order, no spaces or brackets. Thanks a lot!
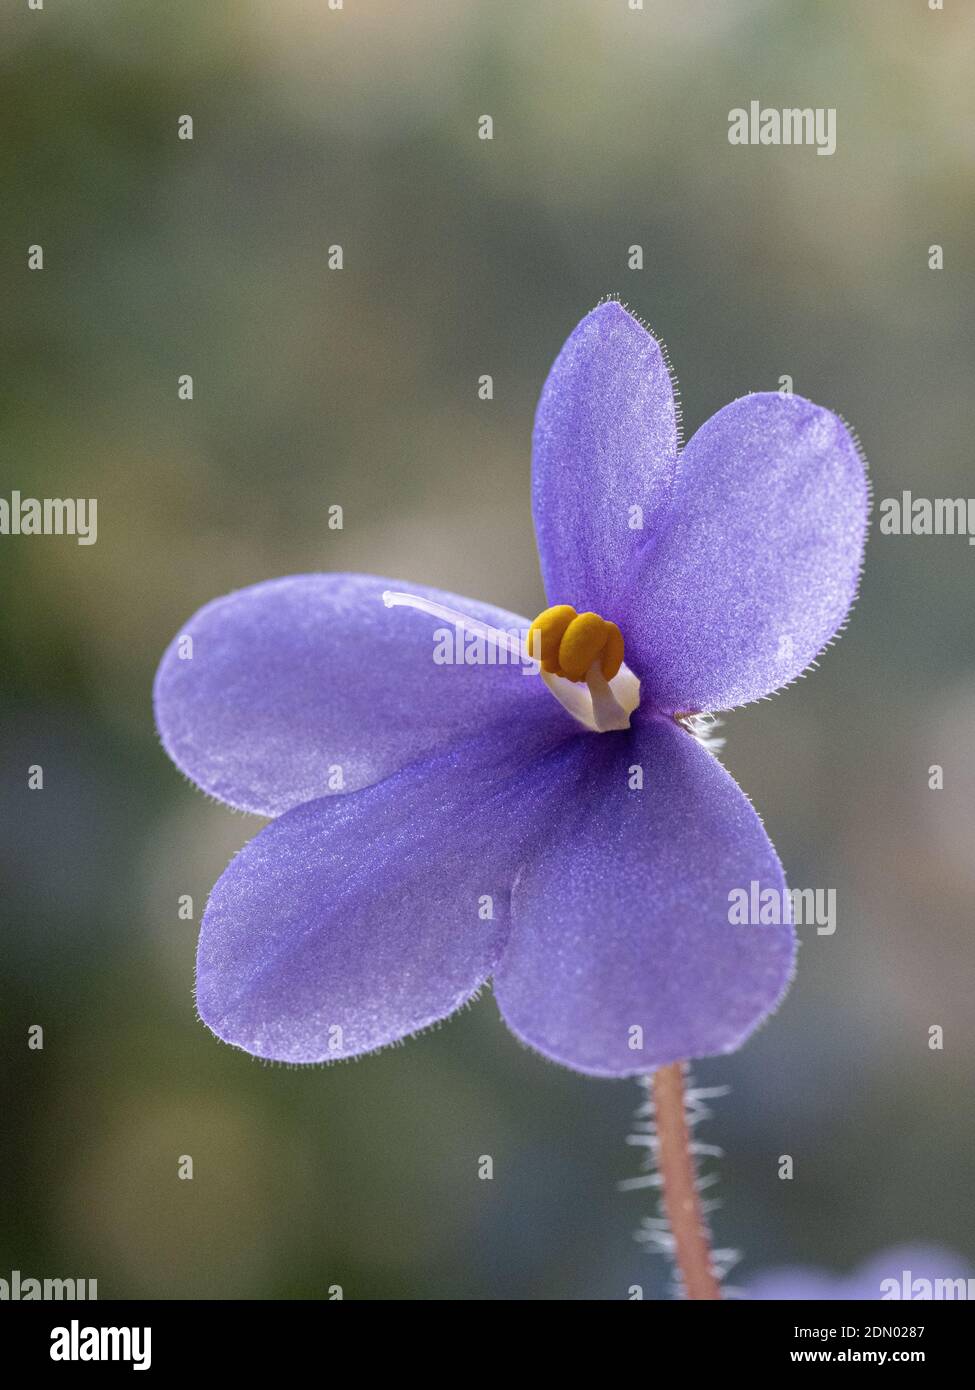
382,590,527,662
382,589,640,734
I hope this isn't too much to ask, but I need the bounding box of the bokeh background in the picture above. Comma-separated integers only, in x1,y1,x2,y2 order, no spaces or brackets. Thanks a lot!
2,0,973,1300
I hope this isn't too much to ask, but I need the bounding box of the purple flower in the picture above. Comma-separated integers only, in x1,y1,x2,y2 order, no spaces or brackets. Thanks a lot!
744,1246,974,1300
153,302,867,1074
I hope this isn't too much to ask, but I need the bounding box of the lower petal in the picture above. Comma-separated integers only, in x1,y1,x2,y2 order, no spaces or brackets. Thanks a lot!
196,709,575,1063
494,719,795,1076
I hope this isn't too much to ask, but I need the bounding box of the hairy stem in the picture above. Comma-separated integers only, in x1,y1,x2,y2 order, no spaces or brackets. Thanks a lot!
650,1063,721,1300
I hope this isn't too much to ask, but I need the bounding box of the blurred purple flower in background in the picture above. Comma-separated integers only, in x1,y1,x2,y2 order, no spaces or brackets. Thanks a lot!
153,302,867,1073
744,1245,974,1300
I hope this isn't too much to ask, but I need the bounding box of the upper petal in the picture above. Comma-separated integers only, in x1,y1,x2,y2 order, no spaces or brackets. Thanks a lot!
621,393,868,713
532,302,679,618
196,710,577,1063
494,718,795,1077
154,573,549,817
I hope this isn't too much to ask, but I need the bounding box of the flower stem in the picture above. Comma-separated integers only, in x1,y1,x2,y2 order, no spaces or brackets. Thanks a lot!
650,1063,721,1300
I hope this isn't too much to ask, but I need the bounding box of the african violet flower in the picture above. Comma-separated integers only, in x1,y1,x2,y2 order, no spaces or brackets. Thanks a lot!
744,1246,973,1300
154,301,867,1074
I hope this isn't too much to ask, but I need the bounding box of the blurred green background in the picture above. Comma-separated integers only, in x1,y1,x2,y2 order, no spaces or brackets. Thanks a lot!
2,0,973,1299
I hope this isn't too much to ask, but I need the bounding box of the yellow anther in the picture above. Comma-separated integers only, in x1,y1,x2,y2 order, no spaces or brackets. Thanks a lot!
527,604,577,673
600,621,625,681
559,612,613,681
527,605,625,683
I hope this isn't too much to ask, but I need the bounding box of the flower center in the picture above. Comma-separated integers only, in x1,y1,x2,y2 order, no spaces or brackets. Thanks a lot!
526,605,625,683
382,590,640,734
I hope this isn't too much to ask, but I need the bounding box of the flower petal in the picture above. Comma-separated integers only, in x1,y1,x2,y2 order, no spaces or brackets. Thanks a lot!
494,719,795,1077
154,573,549,817
532,302,679,617
623,393,868,713
196,711,576,1063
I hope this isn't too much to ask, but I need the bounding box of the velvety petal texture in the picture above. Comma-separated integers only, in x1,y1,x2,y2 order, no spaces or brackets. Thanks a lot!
494,718,794,1076
620,393,868,713
532,301,679,622
196,712,576,1063
154,573,548,817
